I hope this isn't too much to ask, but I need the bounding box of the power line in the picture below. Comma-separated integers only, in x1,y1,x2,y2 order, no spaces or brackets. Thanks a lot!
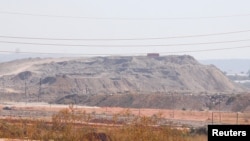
161,45,250,54
1,29,250,41
0,38,250,47
1,11,250,20
0,50,137,56
0,45,250,55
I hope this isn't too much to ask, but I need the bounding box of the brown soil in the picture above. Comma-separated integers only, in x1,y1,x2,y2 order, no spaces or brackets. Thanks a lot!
1,102,249,128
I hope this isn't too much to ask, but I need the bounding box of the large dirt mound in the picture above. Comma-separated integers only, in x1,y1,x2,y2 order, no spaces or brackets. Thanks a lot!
0,55,246,102
55,93,250,112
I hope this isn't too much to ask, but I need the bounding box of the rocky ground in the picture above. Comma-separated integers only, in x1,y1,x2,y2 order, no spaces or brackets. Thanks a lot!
0,55,249,112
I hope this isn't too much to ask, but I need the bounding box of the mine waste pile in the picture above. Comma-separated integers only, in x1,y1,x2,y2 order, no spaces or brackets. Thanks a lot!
0,55,248,111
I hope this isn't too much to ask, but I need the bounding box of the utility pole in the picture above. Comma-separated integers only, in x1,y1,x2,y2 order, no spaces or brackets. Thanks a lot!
171,91,175,119
2,81,5,95
212,112,214,125
219,100,221,123
236,112,239,124
1,81,3,93
38,78,41,102
25,80,27,105
138,108,141,117
85,85,88,95
218,95,222,123
136,83,140,95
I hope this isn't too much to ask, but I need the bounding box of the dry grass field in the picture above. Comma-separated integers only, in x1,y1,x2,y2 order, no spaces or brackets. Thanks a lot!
0,102,249,141
0,104,207,141
1,102,249,125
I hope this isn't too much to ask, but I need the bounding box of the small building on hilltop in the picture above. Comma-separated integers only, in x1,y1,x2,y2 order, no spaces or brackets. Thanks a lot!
147,53,160,58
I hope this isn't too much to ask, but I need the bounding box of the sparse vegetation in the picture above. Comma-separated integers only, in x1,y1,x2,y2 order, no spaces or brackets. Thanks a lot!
0,106,207,141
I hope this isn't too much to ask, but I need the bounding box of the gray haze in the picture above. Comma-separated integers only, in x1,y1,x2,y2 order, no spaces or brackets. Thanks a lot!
0,0,250,59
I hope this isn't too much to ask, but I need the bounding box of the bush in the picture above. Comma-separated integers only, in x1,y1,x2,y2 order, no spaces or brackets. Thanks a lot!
0,106,207,141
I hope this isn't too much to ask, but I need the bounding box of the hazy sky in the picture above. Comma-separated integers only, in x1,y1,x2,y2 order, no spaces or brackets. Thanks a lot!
0,0,250,60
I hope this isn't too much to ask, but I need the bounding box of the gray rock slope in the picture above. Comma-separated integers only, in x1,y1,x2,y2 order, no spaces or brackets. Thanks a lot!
0,55,246,102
